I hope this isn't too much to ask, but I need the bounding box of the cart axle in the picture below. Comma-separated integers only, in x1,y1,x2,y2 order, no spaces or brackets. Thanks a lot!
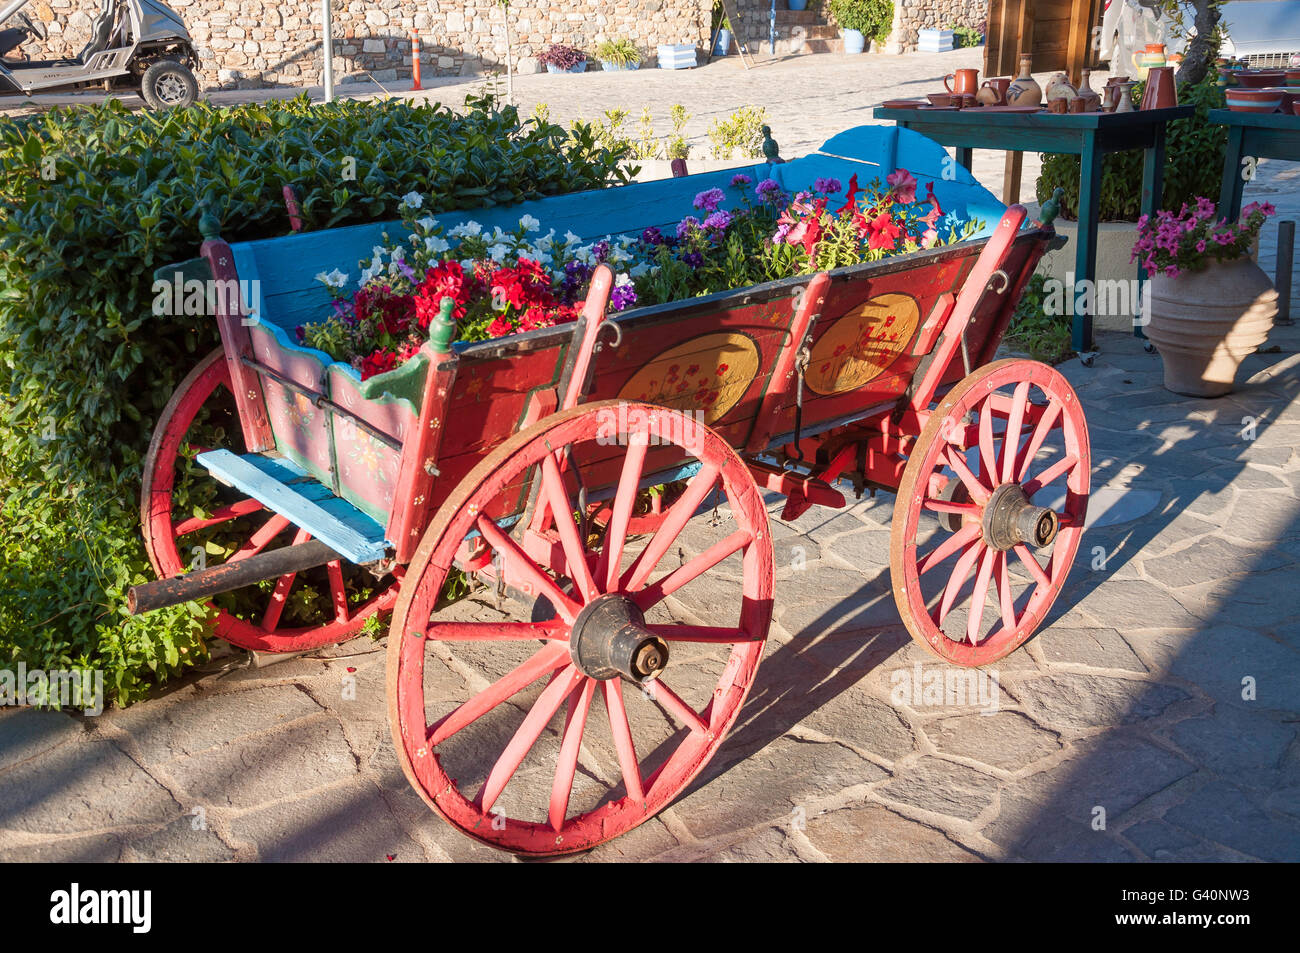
982,483,1059,551
128,539,347,615
568,594,669,683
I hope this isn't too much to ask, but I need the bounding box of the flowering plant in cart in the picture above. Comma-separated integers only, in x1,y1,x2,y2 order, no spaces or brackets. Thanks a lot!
299,172,979,381
1131,198,1276,277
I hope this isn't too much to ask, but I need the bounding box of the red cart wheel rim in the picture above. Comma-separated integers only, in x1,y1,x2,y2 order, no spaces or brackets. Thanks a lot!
140,348,401,653
891,359,1090,666
387,400,773,855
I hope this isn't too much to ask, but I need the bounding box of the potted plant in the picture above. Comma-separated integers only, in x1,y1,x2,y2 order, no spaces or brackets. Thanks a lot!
788,0,809,11
711,2,733,57
539,43,588,74
1134,199,1278,396
828,0,893,54
594,38,642,71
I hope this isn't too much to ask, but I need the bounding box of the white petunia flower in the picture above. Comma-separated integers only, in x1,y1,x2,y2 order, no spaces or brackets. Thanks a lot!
518,213,541,232
416,216,438,232
563,230,582,246
488,243,510,262
615,272,634,288
401,191,424,209
459,259,476,272
316,269,349,289
629,262,651,279
425,236,451,254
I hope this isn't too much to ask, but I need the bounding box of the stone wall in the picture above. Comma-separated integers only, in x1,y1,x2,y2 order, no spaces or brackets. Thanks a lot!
891,0,987,53
26,0,712,90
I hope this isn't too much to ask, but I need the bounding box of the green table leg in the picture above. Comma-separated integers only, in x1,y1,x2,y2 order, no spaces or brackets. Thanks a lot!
1135,124,1167,339
1073,135,1103,352
1218,124,1246,222
955,146,973,171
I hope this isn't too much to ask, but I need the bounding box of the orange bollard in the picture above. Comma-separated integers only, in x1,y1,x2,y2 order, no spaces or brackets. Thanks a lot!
411,32,422,91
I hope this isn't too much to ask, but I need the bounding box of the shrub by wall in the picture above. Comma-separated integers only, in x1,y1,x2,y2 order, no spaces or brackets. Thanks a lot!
0,94,631,705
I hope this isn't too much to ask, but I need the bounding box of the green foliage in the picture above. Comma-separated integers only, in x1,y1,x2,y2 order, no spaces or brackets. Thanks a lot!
828,0,894,41
593,38,642,67
1004,273,1073,363
627,104,691,161
0,94,631,706
1035,74,1227,222
706,106,768,160
951,23,982,48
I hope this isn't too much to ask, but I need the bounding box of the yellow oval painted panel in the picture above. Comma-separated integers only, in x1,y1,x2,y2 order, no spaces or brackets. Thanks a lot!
806,293,921,396
618,332,760,424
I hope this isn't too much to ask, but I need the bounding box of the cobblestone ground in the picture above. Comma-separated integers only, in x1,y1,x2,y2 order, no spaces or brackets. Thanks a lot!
2,50,1299,863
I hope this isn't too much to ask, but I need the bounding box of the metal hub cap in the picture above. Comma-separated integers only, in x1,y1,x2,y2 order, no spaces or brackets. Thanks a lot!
567,594,669,682
981,483,1059,551
157,75,186,104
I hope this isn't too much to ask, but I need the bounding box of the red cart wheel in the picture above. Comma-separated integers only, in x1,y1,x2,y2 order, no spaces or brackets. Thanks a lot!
388,400,773,855
141,348,402,653
891,359,1089,666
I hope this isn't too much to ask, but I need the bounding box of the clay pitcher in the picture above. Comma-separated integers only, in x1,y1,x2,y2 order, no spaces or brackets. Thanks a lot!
1141,66,1178,109
977,77,1011,105
1076,69,1103,111
944,68,979,95
1006,54,1042,107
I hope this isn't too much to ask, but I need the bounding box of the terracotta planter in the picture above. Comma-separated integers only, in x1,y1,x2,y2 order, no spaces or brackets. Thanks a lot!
1145,257,1278,397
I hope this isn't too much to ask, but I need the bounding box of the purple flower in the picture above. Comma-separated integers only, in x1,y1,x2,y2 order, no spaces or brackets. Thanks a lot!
641,226,664,245
1164,265,1179,278
593,240,611,264
683,251,704,269
693,188,725,212
730,173,752,188
814,177,842,195
610,283,638,310
702,210,732,231
394,256,416,282
756,178,781,197
676,216,699,240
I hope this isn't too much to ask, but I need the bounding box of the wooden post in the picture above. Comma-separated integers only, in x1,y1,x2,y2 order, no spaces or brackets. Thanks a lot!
1003,151,1023,205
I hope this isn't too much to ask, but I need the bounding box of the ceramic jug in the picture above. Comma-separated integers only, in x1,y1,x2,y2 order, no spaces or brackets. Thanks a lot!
1141,66,1178,110
1006,54,1041,107
1076,69,1103,111
1132,43,1167,79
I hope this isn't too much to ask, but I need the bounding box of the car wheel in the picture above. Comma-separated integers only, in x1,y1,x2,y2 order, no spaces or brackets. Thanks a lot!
141,60,197,109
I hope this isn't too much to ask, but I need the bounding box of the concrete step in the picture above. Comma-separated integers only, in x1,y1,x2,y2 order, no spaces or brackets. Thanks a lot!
775,10,823,25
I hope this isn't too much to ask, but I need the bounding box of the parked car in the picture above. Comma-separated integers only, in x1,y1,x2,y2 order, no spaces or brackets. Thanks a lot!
0,0,199,109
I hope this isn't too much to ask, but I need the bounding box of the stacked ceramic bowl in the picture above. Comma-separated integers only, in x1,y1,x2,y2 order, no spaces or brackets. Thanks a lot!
1226,87,1287,113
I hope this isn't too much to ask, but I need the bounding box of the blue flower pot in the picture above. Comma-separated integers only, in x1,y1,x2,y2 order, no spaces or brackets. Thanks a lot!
547,60,587,74
713,28,732,56
600,60,641,71
843,28,865,54
788,0,808,10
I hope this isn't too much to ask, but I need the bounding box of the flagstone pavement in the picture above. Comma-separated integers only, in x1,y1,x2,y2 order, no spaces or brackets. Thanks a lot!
2,49,1299,863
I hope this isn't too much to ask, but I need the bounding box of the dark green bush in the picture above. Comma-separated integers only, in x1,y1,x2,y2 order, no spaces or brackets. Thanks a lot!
1035,74,1227,222
0,94,632,705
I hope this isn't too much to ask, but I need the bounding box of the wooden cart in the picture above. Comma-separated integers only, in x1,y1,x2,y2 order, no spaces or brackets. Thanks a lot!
132,126,1089,855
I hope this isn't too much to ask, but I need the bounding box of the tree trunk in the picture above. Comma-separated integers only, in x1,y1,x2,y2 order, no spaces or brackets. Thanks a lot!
1174,0,1222,87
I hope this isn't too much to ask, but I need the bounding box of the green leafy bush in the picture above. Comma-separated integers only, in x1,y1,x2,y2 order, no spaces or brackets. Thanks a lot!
0,94,632,706
1035,74,1227,221
828,0,894,42
1004,273,1073,363
951,23,982,48
706,105,768,160
593,38,641,67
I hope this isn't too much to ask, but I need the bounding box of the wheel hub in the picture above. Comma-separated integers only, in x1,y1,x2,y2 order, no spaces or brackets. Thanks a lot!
981,483,1059,551
568,593,669,682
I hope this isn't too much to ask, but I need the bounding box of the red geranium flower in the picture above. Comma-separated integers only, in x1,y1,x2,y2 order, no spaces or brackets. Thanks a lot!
866,212,903,251
360,349,398,381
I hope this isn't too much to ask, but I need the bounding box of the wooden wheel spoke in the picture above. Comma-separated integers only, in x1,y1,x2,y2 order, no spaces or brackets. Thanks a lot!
966,547,996,645
936,538,985,625
476,515,582,624
645,624,758,643
1023,454,1079,498
326,560,349,625
425,620,568,642
540,452,599,602
478,664,585,815
921,499,982,516
230,513,291,562
1000,381,1031,484
594,435,649,593
621,462,720,592
548,677,597,831
994,550,1018,636
1016,400,1064,483
634,528,752,610
174,497,263,536
978,404,998,485
1014,543,1052,589
261,528,310,631
918,522,982,576
941,447,991,504
428,642,570,748
644,678,707,735
602,680,644,802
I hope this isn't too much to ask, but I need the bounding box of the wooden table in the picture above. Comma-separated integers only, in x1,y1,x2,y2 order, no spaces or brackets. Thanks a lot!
1212,109,1300,221
874,105,1194,350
